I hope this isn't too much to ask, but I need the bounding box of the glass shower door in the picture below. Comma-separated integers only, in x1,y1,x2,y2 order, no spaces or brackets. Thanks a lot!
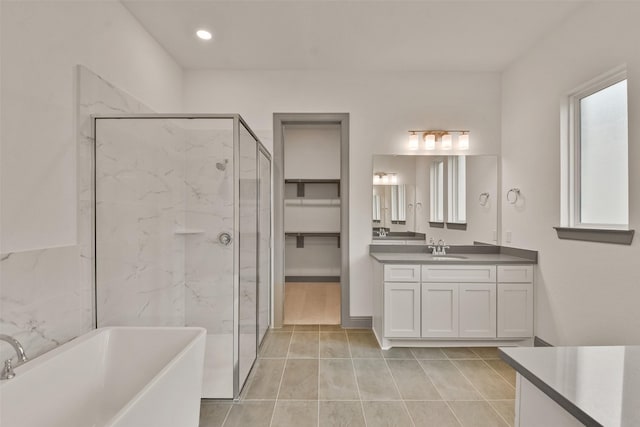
238,122,258,388
258,148,271,345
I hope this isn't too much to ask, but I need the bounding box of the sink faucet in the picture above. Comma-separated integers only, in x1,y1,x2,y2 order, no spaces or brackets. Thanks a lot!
0,334,28,380
428,238,450,255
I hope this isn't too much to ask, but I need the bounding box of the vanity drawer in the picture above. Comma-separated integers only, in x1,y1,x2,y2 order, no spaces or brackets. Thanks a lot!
384,264,421,282
422,265,496,283
498,265,534,283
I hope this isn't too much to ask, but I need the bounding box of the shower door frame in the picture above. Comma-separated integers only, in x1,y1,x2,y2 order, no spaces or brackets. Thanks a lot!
92,114,270,399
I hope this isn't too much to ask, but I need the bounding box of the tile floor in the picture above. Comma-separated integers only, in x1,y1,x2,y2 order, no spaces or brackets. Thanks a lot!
199,325,516,427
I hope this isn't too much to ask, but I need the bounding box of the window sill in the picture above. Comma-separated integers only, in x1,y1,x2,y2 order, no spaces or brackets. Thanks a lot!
429,221,445,228
553,227,634,245
446,222,467,230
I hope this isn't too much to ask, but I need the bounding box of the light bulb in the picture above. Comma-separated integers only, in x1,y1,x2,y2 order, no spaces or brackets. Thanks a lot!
424,133,436,150
458,133,469,150
408,133,419,150
196,29,213,40
441,134,452,150
390,174,398,184
381,175,389,184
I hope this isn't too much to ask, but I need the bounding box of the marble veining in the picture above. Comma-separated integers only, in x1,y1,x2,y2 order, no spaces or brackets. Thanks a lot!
1,67,267,400
0,245,88,362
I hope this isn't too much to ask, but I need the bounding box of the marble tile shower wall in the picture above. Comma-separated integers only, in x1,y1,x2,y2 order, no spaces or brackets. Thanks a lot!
95,118,187,326
184,127,235,334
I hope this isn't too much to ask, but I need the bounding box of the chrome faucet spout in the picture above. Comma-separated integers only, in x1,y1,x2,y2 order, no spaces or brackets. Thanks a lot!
0,334,28,363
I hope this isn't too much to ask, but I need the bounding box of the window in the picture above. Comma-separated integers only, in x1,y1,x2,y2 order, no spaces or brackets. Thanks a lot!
447,155,466,224
430,160,444,223
390,184,406,224
557,67,633,244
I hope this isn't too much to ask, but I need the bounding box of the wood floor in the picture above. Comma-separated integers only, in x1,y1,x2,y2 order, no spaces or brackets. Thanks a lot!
284,282,340,325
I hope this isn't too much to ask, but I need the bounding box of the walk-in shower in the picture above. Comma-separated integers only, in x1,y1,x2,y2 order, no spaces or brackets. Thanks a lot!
93,115,271,399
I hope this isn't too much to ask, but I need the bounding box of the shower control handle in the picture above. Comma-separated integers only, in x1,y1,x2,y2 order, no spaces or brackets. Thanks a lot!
218,232,232,246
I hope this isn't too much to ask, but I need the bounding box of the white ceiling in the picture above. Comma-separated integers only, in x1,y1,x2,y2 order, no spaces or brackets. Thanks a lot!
122,0,584,71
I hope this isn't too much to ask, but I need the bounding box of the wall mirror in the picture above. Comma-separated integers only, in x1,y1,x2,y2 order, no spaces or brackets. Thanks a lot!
372,154,498,245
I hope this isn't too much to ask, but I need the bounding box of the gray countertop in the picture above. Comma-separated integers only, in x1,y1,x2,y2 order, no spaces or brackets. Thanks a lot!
369,252,535,264
500,346,640,427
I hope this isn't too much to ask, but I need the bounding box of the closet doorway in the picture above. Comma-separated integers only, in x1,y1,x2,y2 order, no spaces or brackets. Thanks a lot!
273,113,353,327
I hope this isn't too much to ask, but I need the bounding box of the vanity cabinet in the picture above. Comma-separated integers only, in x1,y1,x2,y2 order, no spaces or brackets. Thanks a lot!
379,263,533,344
422,265,496,339
458,284,496,338
421,283,458,337
384,282,421,337
383,265,421,337
497,265,534,338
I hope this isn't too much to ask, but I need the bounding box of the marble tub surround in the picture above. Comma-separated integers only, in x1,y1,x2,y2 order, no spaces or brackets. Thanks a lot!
200,325,516,427
500,346,640,426
0,245,88,362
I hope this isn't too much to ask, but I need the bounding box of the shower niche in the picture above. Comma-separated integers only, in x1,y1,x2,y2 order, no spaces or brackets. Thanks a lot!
93,115,271,399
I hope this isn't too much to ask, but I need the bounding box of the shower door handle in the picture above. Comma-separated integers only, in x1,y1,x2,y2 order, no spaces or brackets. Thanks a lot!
218,232,232,246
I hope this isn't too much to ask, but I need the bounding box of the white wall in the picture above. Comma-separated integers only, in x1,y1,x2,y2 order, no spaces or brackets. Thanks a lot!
284,124,341,180
185,70,501,316
501,2,640,345
1,0,183,252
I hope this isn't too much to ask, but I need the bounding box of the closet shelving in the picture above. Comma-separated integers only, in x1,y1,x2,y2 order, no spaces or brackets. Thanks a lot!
284,178,340,197
284,180,341,246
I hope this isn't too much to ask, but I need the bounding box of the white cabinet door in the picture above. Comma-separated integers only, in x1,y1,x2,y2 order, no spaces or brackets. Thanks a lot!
497,283,533,338
384,282,421,338
421,283,459,338
459,284,496,338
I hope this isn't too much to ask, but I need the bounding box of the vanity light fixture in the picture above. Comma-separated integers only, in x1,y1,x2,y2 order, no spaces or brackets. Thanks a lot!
196,29,213,40
373,172,398,185
407,130,470,151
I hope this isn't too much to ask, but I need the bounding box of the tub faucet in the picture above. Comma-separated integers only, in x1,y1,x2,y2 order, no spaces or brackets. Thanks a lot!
0,334,28,380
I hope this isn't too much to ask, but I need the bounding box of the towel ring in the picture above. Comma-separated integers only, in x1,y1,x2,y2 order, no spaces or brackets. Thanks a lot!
478,192,490,206
507,188,520,204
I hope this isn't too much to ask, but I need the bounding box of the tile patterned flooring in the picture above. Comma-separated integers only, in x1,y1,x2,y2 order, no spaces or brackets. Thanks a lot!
200,325,516,427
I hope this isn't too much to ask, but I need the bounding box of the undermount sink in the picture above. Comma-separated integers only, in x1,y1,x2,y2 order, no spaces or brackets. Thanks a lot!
431,255,468,260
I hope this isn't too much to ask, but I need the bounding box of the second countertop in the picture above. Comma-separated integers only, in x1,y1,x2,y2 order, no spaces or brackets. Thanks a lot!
370,252,535,265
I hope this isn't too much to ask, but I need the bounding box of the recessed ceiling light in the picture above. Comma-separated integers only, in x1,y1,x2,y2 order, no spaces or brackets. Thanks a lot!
196,29,212,41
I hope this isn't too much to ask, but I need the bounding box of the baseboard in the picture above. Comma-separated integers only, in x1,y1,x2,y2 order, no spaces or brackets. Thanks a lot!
341,316,372,329
285,276,340,283
534,336,553,347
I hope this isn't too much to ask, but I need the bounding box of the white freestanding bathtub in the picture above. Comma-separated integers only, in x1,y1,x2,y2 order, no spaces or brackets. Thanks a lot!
0,327,206,427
